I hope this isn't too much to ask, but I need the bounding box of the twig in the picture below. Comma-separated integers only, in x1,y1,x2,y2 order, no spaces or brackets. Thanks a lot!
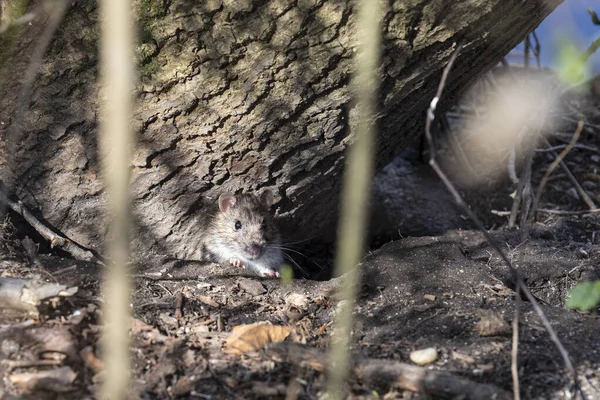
0,12,36,34
537,208,600,215
51,265,78,276
508,147,519,184
532,119,587,220
508,156,526,228
544,139,597,211
535,144,600,154
524,35,530,68
174,291,183,319
0,320,36,335
508,148,534,230
0,191,101,263
519,149,534,237
531,31,541,68
511,286,521,400
440,114,477,178
425,41,580,394
2,359,63,371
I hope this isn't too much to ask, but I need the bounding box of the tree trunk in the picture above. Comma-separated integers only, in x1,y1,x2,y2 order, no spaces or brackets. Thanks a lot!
0,0,562,262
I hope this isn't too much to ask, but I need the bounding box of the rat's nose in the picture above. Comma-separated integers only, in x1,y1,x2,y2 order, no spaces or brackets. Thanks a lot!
246,244,264,259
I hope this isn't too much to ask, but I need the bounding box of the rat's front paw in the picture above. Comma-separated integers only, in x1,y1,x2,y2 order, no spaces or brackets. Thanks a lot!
262,269,280,278
229,258,245,269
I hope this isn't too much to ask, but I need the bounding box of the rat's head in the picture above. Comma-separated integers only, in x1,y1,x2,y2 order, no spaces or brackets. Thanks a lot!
213,189,279,261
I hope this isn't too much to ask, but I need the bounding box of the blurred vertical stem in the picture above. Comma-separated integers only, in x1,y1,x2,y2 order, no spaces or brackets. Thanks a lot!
325,0,380,399
99,0,134,398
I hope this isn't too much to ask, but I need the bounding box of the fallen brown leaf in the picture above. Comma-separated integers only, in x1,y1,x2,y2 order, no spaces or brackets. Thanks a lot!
223,322,291,355
80,345,104,373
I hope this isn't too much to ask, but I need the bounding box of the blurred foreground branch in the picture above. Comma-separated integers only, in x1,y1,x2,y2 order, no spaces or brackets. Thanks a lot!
326,0,380,398
99,0,135,398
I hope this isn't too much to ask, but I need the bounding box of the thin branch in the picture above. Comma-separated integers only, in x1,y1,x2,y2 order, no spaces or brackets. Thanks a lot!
538,208,600,215
0,191,100,263
532,119,587,220
508,149,534,229
0,12,36,34
2,359,63,371
99,0,135,397
524,34,530,68
535,143,600,154
511,287,521,400
544,139,597,211
531,31,541,68
519,149,534,238
425,41,580,393
440,114,478,178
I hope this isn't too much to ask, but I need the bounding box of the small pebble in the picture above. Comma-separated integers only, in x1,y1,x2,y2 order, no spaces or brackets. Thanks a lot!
1,339,20,356
238,278,266,296
566,187,580,200
410,347,438,365
285,293,309,310
582,181,597,190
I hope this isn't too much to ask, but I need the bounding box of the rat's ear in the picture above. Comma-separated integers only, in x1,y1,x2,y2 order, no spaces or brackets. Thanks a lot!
259,189,274,207
218,193,236,212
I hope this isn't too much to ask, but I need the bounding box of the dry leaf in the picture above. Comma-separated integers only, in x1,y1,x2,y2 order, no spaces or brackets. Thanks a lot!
474,310,510,336
223,322,291,355
8,366,77,392
198,295,219,307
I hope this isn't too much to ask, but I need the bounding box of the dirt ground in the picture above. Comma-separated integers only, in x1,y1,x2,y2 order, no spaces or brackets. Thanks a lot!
2,76,600,399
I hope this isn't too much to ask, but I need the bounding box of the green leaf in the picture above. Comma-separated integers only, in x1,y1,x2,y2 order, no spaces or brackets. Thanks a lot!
566,281,600,312
588,8,600,25
555,35,587,85
279,264,294,285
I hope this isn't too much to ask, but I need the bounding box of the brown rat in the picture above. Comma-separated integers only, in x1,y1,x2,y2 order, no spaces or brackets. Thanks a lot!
196,189,283,278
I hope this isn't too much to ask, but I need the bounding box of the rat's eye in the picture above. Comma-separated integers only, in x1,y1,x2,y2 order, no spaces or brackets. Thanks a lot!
235,220,242,230
260,219,267,229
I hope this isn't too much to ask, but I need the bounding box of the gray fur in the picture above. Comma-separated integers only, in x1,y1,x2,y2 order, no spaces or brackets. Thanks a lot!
197,190,283,277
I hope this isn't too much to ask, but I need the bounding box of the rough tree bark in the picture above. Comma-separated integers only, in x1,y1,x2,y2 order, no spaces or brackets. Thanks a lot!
0,0,562,262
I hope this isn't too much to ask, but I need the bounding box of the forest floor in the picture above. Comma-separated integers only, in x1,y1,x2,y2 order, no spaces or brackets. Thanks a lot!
1,73,600,399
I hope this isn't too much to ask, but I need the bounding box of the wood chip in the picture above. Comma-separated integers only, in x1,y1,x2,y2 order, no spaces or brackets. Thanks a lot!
452,351,475,364
238,278,267,296
198,295,219,307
